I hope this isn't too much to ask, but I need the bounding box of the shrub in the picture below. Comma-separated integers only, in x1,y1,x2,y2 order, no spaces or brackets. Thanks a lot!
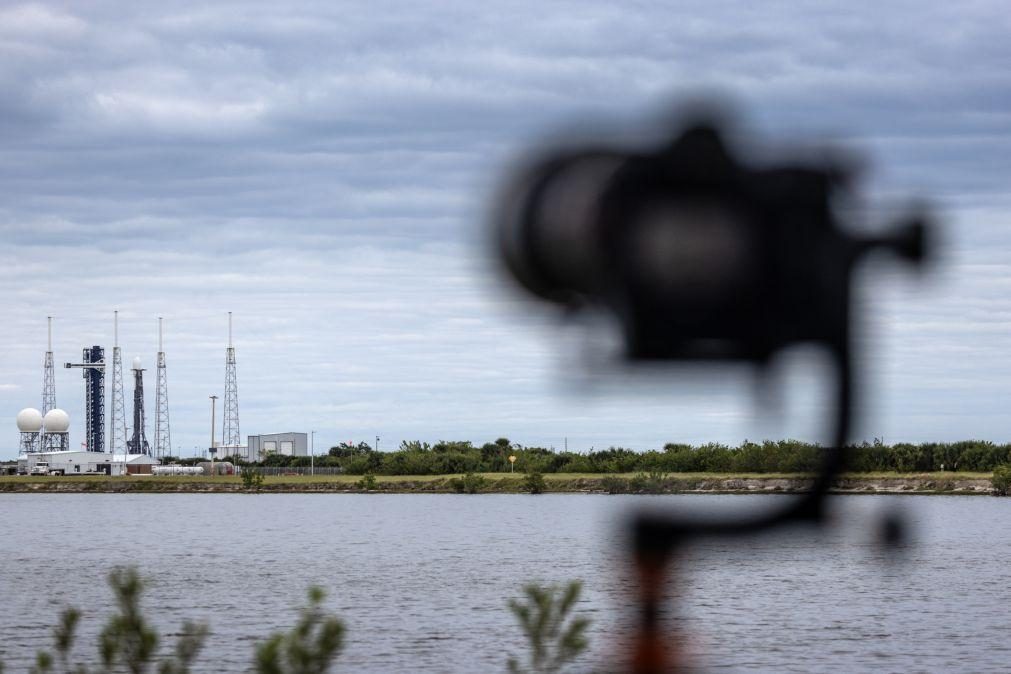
1,567,591,674
27,567,208,674
255,587,345,674
241,468,264,491
600,476,628,494
356,473,378,491
630,470,667,494
507,581,590,674
449,472,487,494
933,479,954,493
646,465,668,484
992,465,1011,496
9,570,343,674
523,471,547,495
344,456,375,475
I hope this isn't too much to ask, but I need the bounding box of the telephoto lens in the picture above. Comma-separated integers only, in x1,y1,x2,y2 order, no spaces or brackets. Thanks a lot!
494,117,925,365
496,149,625,304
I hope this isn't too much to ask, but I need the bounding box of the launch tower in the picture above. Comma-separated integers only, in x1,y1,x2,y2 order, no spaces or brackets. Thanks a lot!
65,346,105,452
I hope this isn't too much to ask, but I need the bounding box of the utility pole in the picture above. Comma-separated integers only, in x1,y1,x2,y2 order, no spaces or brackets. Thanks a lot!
311,430,315,476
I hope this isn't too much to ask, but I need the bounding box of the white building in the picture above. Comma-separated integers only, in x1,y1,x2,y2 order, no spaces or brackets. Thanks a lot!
17,451,160,476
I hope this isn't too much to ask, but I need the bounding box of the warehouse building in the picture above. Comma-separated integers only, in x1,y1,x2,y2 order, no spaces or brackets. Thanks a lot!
17,450,160,476
247,432,308,461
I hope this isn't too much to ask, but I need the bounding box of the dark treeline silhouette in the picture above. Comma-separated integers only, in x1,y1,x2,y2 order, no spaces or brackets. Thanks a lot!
200,438,1011,475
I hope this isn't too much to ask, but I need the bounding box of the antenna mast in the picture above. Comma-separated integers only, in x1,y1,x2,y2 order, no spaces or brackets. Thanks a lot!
222,312,240,449
154,317,172,458
109,310,128,454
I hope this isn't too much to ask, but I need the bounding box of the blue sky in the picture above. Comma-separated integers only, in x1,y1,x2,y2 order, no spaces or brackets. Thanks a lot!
3,1,1010,458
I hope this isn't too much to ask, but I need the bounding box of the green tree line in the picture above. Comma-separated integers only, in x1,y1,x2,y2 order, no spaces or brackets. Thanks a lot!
198,438,1011,475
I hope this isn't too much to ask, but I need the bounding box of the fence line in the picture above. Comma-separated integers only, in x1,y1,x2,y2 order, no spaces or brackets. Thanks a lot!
246,466,345,476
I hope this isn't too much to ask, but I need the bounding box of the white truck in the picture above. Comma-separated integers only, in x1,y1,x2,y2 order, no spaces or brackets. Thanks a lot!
29,462,63,476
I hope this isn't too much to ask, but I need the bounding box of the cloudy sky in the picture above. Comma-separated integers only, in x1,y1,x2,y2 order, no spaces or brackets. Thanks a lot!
3,1,1010,458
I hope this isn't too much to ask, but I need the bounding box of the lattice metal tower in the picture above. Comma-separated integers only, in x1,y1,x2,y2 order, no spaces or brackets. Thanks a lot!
127,356,150,455
154,317,172,458
42,317,56,415
108,310,128,455
222,312,240,447
19,427,41,454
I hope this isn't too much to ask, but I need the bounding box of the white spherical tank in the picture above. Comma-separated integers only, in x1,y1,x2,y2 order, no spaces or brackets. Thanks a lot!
16,408,43,432
132,356,142,370
43,408,70,433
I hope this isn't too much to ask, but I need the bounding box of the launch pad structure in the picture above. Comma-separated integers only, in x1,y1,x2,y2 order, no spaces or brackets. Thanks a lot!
65,346,105,453
18,311,221,461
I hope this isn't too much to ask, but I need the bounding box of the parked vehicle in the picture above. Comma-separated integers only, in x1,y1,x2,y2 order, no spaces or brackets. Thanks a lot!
29,462,64,476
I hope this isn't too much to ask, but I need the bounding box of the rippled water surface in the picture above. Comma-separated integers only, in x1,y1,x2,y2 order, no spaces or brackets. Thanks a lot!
2,493,1011,672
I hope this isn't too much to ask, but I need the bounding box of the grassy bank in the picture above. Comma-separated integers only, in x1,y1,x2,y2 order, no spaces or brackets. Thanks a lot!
0,471,995,494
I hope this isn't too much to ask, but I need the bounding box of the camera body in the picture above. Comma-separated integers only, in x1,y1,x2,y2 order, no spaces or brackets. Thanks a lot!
498,121,924,365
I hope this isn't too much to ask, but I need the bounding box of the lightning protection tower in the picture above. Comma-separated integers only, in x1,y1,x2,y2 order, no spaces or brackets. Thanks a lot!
222,312,240,448
42,317,56,415
108,311,128,455
154,317,171,458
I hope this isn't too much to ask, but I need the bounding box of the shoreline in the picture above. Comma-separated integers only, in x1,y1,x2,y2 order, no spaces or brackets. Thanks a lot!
0,473,994,495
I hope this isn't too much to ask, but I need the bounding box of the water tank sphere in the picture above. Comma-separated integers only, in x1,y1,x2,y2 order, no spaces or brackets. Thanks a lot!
16,408,43,432
43,408,70,433
132,356,142,370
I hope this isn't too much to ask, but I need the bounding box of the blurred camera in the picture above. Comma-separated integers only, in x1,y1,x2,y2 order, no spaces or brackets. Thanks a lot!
495,115,927,366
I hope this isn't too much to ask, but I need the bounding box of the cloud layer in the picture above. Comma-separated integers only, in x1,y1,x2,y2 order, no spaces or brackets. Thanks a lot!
3,1,1011,457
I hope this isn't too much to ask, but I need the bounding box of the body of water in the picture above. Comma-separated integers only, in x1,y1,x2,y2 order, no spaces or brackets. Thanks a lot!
2,493,1010,672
